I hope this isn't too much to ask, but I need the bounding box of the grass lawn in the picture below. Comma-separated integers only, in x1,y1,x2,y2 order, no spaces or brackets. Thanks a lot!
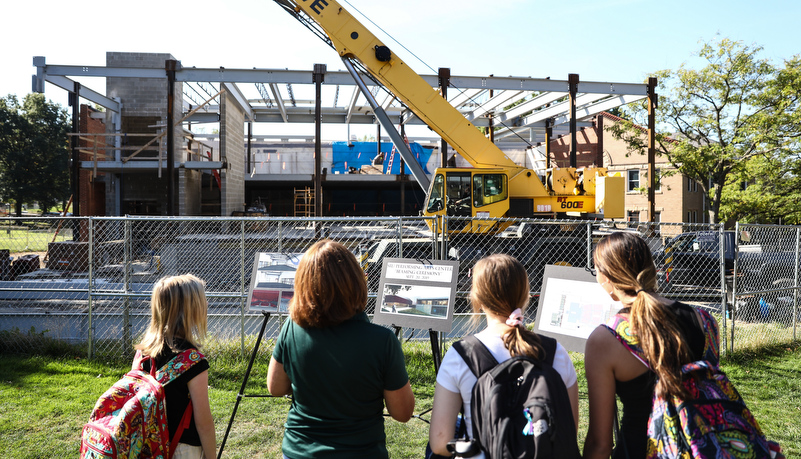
0,223,73,254
1,340,799,458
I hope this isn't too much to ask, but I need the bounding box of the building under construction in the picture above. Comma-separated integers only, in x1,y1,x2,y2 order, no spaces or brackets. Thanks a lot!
33,51,656,218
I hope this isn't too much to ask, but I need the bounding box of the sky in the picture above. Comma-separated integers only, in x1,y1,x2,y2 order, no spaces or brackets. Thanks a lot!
2,0,800,139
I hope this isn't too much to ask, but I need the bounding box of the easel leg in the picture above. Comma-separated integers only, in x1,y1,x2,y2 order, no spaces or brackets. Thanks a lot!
217,312,271,459
429,329,442,374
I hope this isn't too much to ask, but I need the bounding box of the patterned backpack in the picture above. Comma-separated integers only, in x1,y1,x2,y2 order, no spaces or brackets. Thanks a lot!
80,348,204,459
604,308,783,459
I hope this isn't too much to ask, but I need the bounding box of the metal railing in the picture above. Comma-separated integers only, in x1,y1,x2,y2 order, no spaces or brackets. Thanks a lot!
0,216,797,358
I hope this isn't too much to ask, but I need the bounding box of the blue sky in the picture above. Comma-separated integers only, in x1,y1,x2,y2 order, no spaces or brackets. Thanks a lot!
2,0,799,136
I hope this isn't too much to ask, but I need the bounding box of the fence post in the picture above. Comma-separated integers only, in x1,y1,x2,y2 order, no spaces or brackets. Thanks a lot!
240,218,246,357
585,222,592,270
718,224,728,356
124,218,132,350
87,218,95,359
397,217,403,257
794,227,800,341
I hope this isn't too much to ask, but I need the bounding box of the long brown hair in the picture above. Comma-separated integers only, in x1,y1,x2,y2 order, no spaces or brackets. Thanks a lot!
470,254,544,359
594,232,691,398
290,239,368,328
136,273,208,357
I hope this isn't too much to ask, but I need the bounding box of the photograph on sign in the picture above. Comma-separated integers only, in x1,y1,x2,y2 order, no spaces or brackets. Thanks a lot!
373,258,459,332
380,284,451,318
533,264,624,353
246,252,303,313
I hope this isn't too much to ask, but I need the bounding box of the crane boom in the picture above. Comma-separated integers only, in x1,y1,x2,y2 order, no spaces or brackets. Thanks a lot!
273,0,625,229
275,0,522,173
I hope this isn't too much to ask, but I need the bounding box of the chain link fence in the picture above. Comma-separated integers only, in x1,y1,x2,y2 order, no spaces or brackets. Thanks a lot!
0,216,798,358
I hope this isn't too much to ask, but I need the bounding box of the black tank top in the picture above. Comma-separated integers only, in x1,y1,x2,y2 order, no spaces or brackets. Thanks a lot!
612,301,704,459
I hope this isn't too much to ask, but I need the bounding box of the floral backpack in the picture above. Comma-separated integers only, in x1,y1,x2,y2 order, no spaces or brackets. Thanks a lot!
80,348,204,459
604,308,784,459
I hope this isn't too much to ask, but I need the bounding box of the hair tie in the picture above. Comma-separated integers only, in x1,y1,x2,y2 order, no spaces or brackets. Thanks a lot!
636,289,646,295
506,308,524,327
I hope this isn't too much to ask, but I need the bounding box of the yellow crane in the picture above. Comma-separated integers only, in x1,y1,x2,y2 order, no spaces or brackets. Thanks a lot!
273,0,624,234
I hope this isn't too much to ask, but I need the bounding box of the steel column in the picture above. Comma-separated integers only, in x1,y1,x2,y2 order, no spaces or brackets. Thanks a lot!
568,74,579,168
647,77,658,222
314,64,326,217
439,68,450,168
166,60,178,216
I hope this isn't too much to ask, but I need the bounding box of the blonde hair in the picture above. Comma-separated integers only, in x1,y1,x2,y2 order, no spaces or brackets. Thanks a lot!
135,273,208,357
470,254,544,359
594,232,691,399
290,239,368,328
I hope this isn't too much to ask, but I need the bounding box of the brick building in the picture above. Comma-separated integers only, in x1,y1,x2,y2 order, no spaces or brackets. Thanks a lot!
547,112,707,224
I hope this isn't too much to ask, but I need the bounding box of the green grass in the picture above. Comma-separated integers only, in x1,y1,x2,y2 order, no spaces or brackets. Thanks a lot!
1,340,799,458
0,224,73,253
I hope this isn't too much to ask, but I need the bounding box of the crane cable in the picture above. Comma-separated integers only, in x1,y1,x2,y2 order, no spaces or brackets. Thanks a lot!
341,0,538,149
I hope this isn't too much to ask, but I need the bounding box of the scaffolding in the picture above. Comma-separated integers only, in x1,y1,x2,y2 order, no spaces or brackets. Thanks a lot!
294,187,314,217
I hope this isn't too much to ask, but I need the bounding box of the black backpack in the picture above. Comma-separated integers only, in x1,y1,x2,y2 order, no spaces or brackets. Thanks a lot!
453,335,581,459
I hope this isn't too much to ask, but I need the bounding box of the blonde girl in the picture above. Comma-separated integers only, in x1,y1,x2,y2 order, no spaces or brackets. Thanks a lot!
136,274,217,459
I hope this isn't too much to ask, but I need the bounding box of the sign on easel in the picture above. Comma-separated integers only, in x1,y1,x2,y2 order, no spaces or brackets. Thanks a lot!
533,264,624,353
246,252,303,313
372,258,459,332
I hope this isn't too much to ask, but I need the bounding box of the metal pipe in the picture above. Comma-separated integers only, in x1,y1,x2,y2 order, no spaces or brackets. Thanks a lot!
342,58,430,190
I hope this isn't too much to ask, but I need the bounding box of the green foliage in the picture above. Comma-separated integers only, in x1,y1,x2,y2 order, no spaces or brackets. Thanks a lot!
0,94,71,217
610,38,801,224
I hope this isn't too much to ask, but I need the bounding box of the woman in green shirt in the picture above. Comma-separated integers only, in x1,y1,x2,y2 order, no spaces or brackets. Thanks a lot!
267,239,415,459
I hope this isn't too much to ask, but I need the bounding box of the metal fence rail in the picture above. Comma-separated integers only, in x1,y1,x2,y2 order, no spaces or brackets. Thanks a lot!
0,216,797,358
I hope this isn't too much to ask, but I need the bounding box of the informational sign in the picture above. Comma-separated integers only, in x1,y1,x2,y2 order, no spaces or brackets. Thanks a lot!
372,258,460,332
533,264,624,353
246,252,303,313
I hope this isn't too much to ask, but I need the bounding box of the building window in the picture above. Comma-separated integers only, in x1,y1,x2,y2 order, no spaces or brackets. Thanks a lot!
628,210,640,222
654,211,661,223
627,170,640,192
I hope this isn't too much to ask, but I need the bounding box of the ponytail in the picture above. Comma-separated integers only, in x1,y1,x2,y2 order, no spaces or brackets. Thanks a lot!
471,254,545,360
629,290,692,399
503,322,545,360
595,232,692,399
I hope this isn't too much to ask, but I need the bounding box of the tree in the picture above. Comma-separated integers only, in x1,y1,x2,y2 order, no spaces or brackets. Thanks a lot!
610,38,798,224
0,94,71,216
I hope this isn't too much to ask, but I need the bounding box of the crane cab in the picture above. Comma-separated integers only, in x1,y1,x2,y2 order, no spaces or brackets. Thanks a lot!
422,168,514,234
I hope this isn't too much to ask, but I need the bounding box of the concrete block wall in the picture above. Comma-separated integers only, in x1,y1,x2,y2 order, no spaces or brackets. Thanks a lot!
104,52,187,216
220,91,246,216
179,169,203,215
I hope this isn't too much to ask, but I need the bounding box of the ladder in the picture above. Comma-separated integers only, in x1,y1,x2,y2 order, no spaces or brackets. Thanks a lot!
294,187,314,217
386,133,411,174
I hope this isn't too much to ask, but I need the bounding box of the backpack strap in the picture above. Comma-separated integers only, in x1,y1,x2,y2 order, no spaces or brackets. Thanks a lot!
538,334,558,367
696,308,720,364
602,314,651,369
156,348,205,385
452,335,499,378
453,334,559,378
169,402,194,459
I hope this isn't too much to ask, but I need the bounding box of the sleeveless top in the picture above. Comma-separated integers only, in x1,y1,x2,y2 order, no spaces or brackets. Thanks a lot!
606,301,704,459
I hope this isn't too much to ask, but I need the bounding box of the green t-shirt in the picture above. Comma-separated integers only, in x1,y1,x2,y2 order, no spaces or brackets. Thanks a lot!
273,311,409,459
